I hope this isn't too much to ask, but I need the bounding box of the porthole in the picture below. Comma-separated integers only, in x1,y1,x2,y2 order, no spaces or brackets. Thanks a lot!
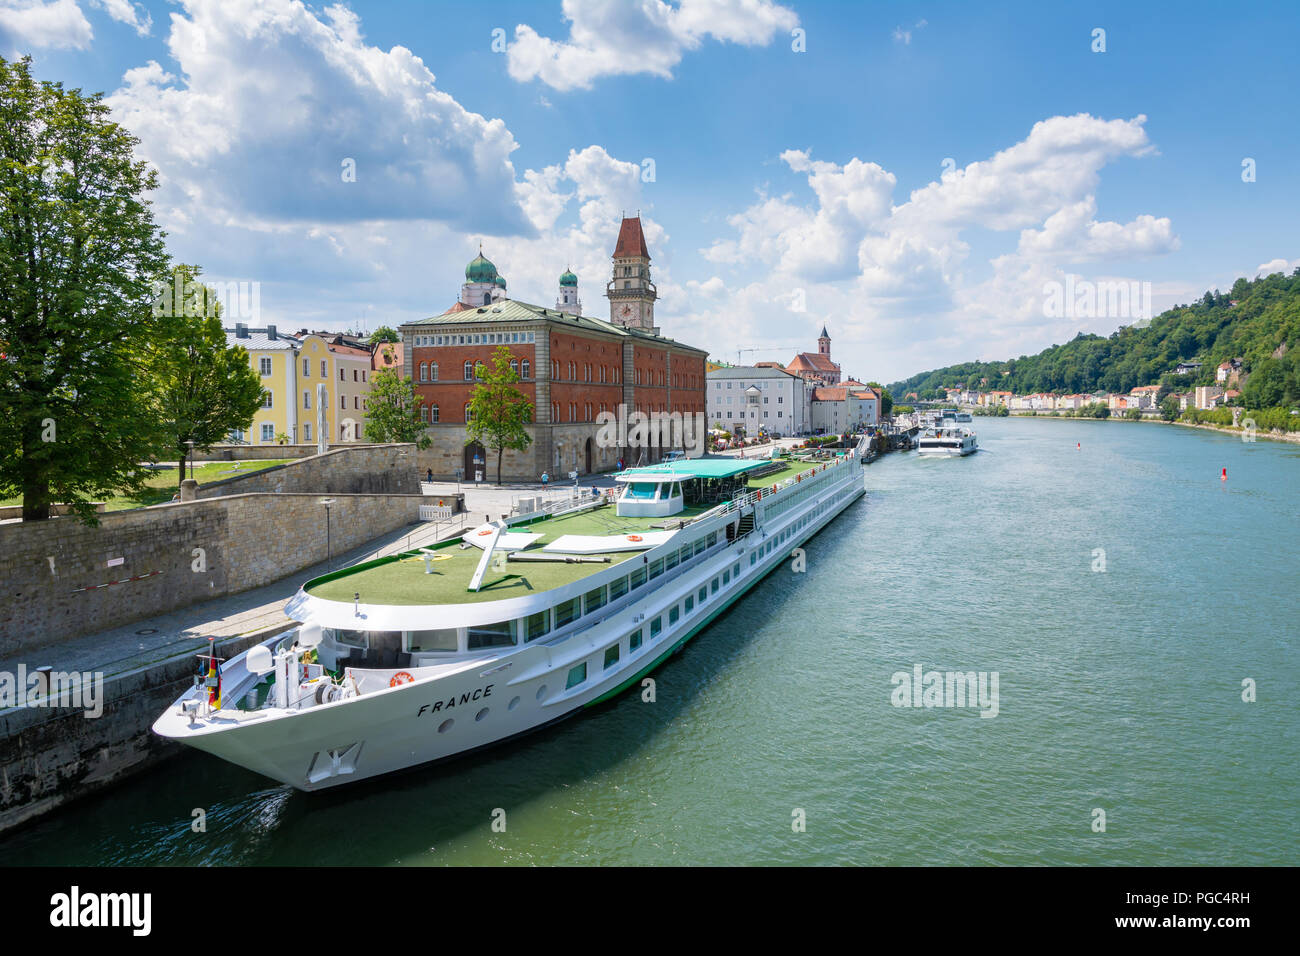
509,696,520,711
438,718,454,734
476,707,489,722
536,684,547,701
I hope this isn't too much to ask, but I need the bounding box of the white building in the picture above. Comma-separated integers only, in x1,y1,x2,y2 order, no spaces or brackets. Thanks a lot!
708,364,811,436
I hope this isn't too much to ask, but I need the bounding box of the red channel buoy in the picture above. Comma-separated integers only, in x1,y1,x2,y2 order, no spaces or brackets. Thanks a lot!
1221,467,1227,481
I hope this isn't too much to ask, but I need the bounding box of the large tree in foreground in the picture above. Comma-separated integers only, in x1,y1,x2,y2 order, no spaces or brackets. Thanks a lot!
0,56,170,521
466,346,533,484
147,264,265,487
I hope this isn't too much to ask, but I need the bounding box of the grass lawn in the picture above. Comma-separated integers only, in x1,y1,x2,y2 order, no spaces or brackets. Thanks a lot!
0,459,294,512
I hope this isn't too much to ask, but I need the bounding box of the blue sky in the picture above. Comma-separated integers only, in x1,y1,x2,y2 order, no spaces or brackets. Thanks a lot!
2,0,1297,383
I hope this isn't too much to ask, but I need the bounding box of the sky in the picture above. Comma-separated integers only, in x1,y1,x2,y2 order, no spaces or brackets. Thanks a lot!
2,0,1297,384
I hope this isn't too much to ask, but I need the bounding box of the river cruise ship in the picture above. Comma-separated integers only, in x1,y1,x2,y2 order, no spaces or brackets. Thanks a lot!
154,438,868,790
917,425,978,457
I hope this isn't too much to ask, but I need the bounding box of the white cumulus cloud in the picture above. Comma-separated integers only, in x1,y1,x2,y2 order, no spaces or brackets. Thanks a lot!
0,0,92,52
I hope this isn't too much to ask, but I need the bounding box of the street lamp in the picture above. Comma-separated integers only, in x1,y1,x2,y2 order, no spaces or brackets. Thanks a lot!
320,498,336,569
185,439,195,480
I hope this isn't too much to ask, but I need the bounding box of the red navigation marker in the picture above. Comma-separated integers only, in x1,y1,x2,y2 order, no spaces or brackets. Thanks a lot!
1221,467,1227,481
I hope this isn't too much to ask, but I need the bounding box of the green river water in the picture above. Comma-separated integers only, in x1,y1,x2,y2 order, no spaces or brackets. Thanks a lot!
5,416,1297,865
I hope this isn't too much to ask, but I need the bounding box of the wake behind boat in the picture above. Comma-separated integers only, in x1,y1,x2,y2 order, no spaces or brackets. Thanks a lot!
153,437,869,791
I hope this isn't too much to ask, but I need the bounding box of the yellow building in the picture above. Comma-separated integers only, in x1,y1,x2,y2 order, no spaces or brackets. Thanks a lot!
224,325,370,445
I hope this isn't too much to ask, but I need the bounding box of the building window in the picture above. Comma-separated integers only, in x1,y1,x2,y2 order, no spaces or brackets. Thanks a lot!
259,357,272,376
262,390,272,409
566,662,587,689
431,363,438,381
465,404,473,422
464,361,473,380
303,391,311,409
302,358,310,377
510,359,518,374
603,645,620,670
260,423,274,442
340,396,346,409
521,359,530,379
420,363,427,382
303,423,311,441
321,360,326,377
339,368,344,380
430,405,439,422
420,405,428,422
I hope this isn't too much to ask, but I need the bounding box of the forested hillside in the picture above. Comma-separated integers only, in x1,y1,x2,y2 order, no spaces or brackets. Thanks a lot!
889,270,1300,408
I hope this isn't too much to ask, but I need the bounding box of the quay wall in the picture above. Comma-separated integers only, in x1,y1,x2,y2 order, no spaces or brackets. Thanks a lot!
193,443,388,461
0,491,439,655
192,444,419,499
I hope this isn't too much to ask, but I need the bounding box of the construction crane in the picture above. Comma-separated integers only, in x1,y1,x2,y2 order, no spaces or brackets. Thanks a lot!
735,343,802,365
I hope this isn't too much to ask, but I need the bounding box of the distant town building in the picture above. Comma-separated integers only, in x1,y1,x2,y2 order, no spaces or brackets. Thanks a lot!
1194,385,1226,410
1216,359,1243,385
786,326,842,385
707,364,811,436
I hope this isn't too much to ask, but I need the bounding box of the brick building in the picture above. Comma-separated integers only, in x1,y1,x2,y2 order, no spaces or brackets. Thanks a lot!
402,218,707,481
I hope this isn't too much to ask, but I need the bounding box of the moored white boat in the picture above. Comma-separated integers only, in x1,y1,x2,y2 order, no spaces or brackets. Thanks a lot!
153,437,870,790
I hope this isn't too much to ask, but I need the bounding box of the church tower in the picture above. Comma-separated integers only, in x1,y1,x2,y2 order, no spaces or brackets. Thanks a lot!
818,324,831,357
556,267,581,315
607,216,657,333
461,247,506,307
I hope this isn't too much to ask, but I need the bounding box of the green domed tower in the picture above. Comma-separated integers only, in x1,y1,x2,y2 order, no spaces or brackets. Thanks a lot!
460,246,504,306
465,249,498,283
556,265,581,314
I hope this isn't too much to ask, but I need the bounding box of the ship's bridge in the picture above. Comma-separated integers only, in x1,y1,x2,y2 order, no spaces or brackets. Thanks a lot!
614,459,769,517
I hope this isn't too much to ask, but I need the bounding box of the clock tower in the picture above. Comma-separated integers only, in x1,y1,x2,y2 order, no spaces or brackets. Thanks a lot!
607,215,657,333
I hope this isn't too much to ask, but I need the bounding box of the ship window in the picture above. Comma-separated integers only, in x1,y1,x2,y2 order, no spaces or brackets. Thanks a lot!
679,545,692,564
468,620,515,649
650,617,662,638
707,532,717,547
555,597,580,628
723,569,731,584
604,645,620,669
405,628,458,652
693,539,706,556
712,578,719,594
664,551,679,571
685,595,695,613
525,610,551,642
734,563,741,577
629,567,647,590
609,577,629,600
698,587,707,604
669,606,680,625
327,628,368,648
750,552,756,566
566,662,587,689
584,585,607,614
629,629,643,652
648,558,664,580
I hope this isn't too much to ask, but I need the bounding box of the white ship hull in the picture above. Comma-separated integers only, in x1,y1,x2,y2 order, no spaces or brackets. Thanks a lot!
155,445,868,791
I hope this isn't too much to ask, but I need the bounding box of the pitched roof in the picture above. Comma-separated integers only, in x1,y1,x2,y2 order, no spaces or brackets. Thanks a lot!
613,216,650,259
788,351,839,373
812,386,847,401
400,298,705,353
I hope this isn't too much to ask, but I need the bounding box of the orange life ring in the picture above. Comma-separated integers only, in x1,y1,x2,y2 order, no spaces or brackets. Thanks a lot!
627,534,643,542
477,528,493,536
390,671,414,687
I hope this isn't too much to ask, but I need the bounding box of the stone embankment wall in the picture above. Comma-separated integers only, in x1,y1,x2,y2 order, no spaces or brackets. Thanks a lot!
193,443,418,498
0,491,437,654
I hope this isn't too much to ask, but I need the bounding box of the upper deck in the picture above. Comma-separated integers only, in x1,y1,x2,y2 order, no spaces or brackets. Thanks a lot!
300,454,828,607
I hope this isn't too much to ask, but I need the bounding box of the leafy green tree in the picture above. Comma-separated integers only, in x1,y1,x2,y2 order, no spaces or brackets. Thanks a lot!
1160,395,1180,421
0,56,170,522
363,367,431,448
367,326,400,345
147,265,265,487
1125,407,1142,420
1243,358,1285,408
466,345,533,484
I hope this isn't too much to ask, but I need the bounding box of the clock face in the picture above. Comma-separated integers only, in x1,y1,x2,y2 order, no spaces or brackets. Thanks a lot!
622,305,632,316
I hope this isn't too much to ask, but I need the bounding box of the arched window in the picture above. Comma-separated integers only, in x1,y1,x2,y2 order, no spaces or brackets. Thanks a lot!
419,362,427,382
521,359,530,379
420,404,428,421
482,293,491,305
510,359,518,374
464,361,473,380
465,404,473,422
430,363,438,381
430,404,439,423
552,360,559,379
